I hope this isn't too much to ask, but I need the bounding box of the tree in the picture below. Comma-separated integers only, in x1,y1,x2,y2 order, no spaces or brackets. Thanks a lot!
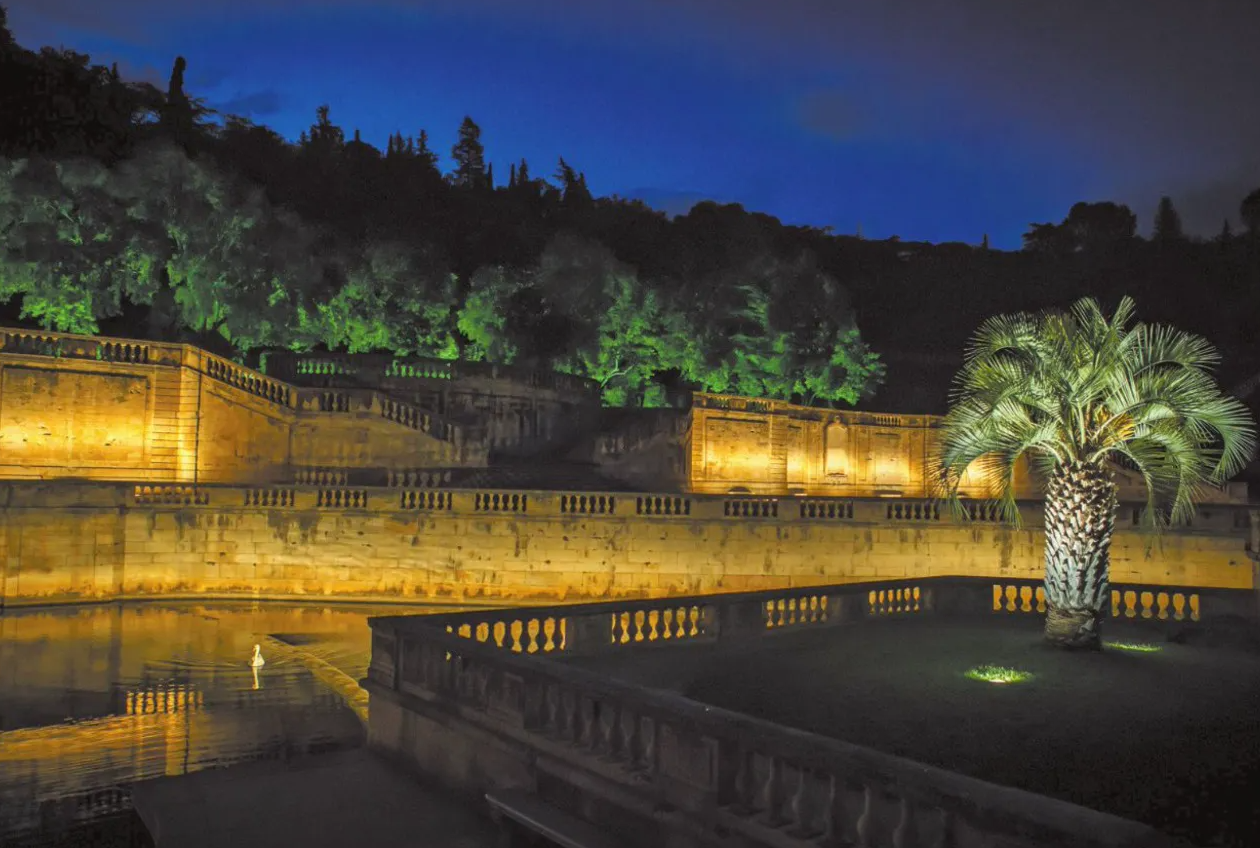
456,265,521,362
1062,202,1137,251
1022,221,1071,256
0,156,130,332
313,241,458,357
936,297,1255,650
414,130,439,173
449,116,487,190
1152,196,1183,242
1240,188,1260,235
0,6,13,51
555,157,591,206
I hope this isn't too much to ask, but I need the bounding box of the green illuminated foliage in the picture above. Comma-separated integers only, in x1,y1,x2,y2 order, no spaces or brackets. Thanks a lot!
314,242,458,357
0,30,889,403
457,266,520,363
0,157,130,333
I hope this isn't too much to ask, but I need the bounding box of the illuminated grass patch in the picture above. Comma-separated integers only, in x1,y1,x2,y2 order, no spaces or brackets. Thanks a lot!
964,665,1033,684
1105,641,1163,653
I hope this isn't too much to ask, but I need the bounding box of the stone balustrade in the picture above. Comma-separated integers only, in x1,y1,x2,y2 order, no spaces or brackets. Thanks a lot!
387,578,1252,667
365,577,1200,848
292,388,460,443
969,577,1259,623
262,351,600,398
0,326,303,406
111,482,1254,537
0,327,177,365
693,392,937,430
0,328,474,443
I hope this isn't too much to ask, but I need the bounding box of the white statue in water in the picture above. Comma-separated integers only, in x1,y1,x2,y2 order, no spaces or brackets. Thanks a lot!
251,644,266,668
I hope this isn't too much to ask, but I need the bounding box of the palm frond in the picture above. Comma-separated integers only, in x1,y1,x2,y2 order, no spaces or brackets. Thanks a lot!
936,296,1256,527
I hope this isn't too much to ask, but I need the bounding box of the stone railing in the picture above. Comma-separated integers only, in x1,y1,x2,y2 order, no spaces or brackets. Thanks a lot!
262,351,600,398
384,578,1252,665
365,578,1196,848
196,349,295,408
955,577,1258,624
113,482,1254,539
293,389,459,443
692,392,936,429
0,326,305,412
0,326,179,365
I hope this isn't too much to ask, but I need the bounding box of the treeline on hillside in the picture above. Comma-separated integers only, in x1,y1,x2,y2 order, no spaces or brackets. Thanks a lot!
2,8,1260,413
0,15,879,408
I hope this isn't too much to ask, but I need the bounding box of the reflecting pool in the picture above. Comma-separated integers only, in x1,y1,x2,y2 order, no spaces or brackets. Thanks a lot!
0,601,464,843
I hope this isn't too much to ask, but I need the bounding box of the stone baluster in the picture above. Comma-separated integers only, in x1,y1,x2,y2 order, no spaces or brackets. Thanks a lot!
541,682,562,734
635,715,656,775
596,700,618,756
892,797,918,848
754,753,785,827
731,749,760,815
559,688,579,743
821,775,861,847
632,610,647,642
785,766,824,839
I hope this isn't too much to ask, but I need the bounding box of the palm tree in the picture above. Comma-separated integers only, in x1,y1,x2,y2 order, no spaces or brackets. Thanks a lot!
936,297,1255,650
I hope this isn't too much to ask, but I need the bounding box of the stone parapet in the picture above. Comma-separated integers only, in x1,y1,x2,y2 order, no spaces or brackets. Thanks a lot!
0,481,1253,608
364,578,1201,848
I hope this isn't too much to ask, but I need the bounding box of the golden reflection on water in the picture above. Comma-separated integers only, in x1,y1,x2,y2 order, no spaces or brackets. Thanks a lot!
0,601,465,841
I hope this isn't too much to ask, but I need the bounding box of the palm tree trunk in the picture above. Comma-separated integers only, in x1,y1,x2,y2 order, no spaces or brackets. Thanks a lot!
1042,461,1117,650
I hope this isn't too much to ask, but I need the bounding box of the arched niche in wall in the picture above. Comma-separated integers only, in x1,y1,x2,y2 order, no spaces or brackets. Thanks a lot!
824,421,849,477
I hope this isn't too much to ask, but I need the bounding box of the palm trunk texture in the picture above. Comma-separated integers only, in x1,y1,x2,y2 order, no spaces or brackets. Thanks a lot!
1042,462,1117,650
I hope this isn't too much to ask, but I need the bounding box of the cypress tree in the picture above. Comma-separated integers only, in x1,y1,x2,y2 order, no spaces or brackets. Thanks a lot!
450,116,487,189
1152,196,1184,241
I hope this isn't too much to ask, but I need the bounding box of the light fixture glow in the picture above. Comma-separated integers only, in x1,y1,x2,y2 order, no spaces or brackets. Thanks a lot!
1104,641,1163,653
964,664,1032,684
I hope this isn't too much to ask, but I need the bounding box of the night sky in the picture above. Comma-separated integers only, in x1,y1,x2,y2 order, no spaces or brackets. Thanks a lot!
7,0,1259,248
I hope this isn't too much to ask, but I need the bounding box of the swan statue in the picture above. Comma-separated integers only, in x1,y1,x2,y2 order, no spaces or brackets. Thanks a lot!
250,644,266,668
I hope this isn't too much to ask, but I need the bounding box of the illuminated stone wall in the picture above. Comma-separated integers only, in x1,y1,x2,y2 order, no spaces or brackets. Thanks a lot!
0,329,1248,508
1,481,1252,608
0,328,470,485
685,393,1247,504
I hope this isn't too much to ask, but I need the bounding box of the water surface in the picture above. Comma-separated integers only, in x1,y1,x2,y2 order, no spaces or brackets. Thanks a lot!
0,601,464,842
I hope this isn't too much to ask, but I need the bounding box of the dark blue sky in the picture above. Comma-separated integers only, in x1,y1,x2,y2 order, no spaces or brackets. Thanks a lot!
8,0,1259,248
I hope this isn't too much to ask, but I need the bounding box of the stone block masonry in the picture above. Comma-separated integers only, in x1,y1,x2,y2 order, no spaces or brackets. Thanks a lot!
0,328,469,486
1,482,1252,607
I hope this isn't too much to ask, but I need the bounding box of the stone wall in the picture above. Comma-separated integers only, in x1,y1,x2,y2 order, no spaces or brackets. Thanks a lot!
1,481,1252,607
685,392,1249,503
687,393,1028,498
0,328,469,485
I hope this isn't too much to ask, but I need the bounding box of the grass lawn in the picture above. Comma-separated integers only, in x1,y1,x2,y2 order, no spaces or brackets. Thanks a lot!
575,615,1260,847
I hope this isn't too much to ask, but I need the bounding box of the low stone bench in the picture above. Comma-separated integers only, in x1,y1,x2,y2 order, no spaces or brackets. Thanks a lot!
486,790,621,848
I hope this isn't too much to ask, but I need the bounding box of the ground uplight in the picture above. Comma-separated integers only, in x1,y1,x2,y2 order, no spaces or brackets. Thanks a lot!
1105,641,1163,653
964,664,1033,684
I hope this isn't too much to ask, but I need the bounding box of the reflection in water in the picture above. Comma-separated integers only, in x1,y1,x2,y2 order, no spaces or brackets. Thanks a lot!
0,601,465,842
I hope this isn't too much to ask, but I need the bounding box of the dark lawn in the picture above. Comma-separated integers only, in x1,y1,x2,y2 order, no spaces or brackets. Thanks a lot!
572,616,1260,847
